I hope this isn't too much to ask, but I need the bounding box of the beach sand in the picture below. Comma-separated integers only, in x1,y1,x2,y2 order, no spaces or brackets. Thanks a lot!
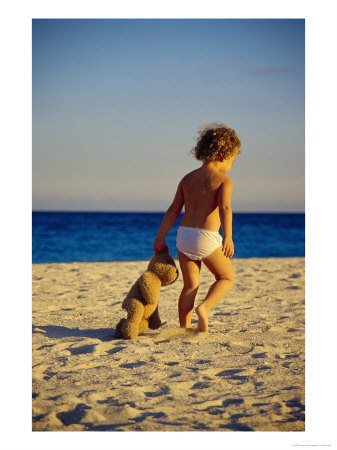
32,257,304,431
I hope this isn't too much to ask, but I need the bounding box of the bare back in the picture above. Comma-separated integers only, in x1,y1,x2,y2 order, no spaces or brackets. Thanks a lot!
180,166,228,232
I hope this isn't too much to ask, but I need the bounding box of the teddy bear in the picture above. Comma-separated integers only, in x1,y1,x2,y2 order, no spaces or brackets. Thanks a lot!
115,248,179,339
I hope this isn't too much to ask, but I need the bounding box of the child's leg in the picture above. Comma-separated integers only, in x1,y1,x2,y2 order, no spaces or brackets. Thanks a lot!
178,251,201,328
196,247,235,332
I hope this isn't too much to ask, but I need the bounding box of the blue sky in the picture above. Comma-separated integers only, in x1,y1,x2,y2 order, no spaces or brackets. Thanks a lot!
33,19,304,211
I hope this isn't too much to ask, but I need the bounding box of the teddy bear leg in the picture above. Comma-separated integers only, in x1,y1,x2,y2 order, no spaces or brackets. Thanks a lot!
148,305,162,330
138,318,149,336
115,318,126,339
123,299,144,339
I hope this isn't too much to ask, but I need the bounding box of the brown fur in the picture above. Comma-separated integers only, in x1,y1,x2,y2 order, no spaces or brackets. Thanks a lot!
115,248,179,339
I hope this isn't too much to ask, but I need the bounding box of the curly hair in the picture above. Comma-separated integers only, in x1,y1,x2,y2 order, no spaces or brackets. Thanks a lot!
191,123,242,162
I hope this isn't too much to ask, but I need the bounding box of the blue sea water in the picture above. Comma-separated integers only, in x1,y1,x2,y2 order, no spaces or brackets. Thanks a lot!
32,212,305,263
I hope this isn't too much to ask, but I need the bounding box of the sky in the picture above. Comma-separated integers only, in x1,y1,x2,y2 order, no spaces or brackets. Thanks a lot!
32,19,305,212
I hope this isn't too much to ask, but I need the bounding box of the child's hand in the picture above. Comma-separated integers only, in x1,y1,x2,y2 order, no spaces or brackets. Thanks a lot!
153,235,168,253
222,237,234,258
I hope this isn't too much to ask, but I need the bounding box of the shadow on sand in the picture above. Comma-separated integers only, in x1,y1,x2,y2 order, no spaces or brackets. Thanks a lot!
32,324,115,341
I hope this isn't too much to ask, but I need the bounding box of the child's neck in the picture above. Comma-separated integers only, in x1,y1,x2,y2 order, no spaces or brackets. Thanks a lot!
202,160,227,174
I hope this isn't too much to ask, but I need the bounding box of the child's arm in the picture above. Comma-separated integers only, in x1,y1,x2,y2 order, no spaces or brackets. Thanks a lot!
218,177,234,258
153,180,184,253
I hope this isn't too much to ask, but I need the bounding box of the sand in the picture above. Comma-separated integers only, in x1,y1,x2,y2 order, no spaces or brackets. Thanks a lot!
32,257,304,431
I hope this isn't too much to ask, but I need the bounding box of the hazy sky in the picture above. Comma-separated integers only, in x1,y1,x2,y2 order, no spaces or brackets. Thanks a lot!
32,19,304,212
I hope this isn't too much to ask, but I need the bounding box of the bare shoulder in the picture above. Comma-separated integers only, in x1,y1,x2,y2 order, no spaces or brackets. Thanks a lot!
224,175,233,184
218,175,233,207
220,175,233,188
218,175,233,200
180,168,201,184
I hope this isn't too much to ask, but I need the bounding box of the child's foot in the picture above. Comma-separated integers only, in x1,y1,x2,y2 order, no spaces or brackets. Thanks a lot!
196,304,208,332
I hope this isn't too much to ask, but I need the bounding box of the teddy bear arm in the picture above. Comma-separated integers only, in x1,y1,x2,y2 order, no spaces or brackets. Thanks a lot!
143,302,157,318
122,280,142,309
139,272,161,306
124,297,144,319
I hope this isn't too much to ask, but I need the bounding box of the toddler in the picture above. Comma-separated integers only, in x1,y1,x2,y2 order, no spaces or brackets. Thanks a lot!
153,124,241,332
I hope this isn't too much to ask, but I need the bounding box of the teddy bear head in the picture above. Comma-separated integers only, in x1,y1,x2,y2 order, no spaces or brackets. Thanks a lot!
147,248,179,286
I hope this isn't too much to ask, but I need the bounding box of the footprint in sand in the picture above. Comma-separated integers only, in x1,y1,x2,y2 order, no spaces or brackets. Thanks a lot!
221,342,254,355
213,312,233,317
67,344,96,355
32,364,53,381
285,353,300,359
283,397,305,422
255,365,271,372
168,372,181,378
119,361,146,369
145,386,170,397
33,413,47,422
220,422,253,431
251,352,267,359
132,412,166,423
107,346,127,355
37,344,54,350
191,382,211,389
96,397,136,407
202,398,244,416
56,403,91,426
216,369,250,384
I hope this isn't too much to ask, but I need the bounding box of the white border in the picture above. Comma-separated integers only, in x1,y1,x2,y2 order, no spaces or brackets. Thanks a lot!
1,1,337,449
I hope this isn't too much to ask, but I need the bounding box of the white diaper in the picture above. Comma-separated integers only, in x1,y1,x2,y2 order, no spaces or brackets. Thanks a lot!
176,226,223,261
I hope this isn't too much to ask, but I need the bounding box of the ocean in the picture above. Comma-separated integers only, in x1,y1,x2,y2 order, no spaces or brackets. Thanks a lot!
32,212,305,264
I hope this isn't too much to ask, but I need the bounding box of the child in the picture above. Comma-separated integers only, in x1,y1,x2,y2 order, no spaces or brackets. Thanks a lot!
153,124,241,332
